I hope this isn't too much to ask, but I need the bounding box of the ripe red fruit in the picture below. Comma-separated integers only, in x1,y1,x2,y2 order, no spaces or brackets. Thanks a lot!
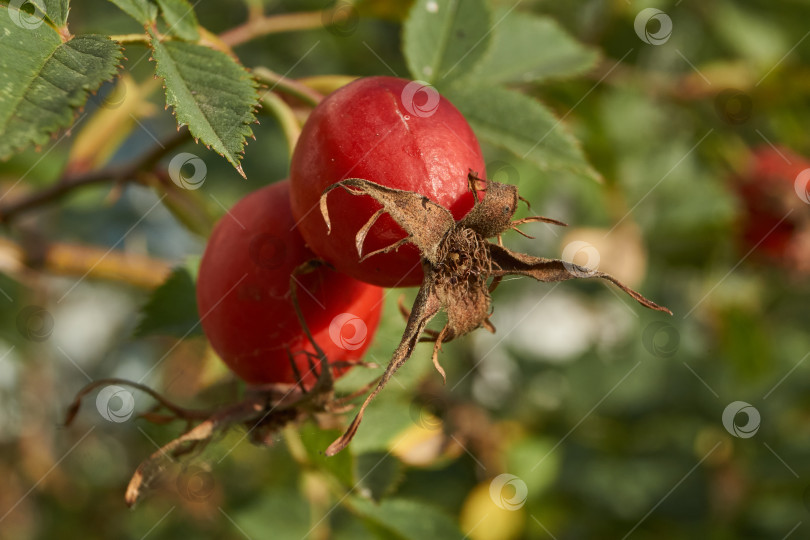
735,145,809,264
196,180,383,387
289,76,486,287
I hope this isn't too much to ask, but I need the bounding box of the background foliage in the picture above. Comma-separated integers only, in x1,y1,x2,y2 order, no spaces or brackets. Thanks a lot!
1,0,809,538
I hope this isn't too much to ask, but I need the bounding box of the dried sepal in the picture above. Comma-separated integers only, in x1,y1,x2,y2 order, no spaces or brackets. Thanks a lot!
320,178,455,264
326,271,443,456
487,243,672,314
324,173,671,455
460,171,567,240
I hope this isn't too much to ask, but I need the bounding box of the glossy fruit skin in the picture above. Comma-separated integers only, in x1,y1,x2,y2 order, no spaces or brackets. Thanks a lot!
196,180,383,387
290,76,486,287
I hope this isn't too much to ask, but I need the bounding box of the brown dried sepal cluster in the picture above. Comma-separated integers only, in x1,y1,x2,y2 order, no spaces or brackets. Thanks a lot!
320,172,671,456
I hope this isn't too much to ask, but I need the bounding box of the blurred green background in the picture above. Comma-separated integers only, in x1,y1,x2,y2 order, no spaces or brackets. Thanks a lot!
1,0,810,538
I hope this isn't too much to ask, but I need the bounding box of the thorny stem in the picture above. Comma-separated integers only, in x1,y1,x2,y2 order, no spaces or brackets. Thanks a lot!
0,130,190,223
64,378,215,427
0,237,172,289
220,10,330,47
108,33,151,44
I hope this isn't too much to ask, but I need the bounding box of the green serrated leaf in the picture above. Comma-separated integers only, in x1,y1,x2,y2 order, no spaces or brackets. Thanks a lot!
108,0,157,25
348,497,465,540
149,30,258,176
43,0,70,27
464,8,599,84
444,84,600,182
403,0,491,84
355,452,404,502
299,423,354,487
134,262,202,338
156,0,199,41
0,9,122,160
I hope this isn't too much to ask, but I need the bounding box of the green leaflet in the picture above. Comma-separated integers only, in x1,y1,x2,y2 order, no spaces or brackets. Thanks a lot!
463,8,599,84
107,0,157,24
403,0,491,84
149,30,259,177
444,84,600,182
43,0,70,27
355,451,405,502
0,7,122,159
349,496,466,540
156,0,200,41
134,262,202,338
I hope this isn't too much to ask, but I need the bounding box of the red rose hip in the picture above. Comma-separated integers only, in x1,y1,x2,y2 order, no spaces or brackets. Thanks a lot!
289,76,486,287
196,180,383,387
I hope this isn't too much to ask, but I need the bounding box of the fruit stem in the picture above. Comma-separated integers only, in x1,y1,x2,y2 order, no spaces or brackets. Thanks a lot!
253,67,324,107
260,93,301,158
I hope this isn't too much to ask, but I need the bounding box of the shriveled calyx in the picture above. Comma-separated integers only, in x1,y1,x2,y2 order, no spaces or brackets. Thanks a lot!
319,172,671,455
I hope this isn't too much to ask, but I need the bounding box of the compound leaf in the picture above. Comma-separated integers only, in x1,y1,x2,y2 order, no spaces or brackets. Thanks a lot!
0,6,122,159
149,30,258,177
